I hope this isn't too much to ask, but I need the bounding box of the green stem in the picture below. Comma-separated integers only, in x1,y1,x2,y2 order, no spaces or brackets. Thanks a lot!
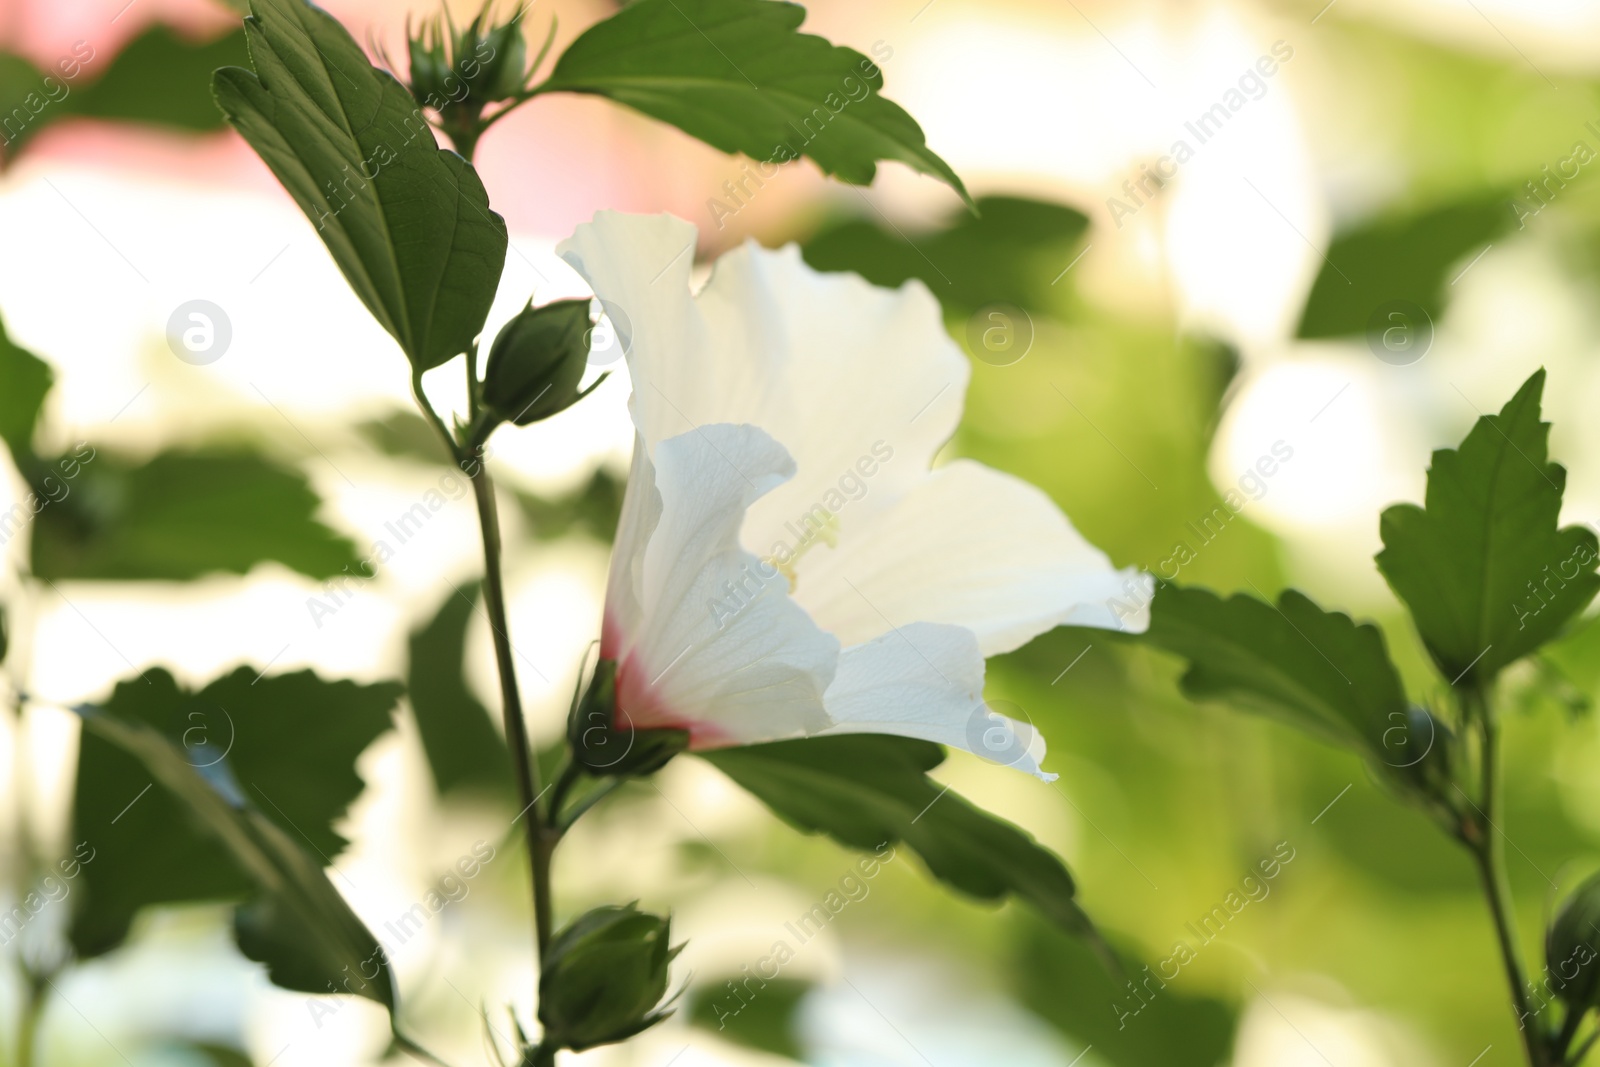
1465,687,1549,1067
410,371,552,961
16,974,44,1067
468,456,552,959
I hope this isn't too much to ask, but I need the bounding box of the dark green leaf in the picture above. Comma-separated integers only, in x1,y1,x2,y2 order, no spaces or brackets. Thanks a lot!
802,195,1090,314
407,583,512,797
540,0,968,204
32,448,358,581
1012,917,1236,1067
0,50,52,158
1377,369,1599,685
689,977,807,1060
72,682,397,1011
1296,195,1510,338
70,667,399,958
702,735,1095,936
214,0,507,369
0,312,52,458
1140,584,1409,761
67,26,248,131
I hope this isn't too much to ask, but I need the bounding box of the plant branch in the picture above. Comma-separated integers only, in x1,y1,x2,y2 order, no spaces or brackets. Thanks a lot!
410,369,553,961
1463,686,1549,1067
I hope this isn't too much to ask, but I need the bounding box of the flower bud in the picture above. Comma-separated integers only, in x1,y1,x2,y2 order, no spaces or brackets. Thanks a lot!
482,299,603,427
403,2,531,112
538,904,680,1051
567,660,688,777
1547,871,1600,1011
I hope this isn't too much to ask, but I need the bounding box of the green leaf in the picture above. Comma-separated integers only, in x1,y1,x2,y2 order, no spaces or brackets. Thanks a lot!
689,977,807,1060
70,667,400,959
407,583,513,797
67,26,248,131
0,312,53,458
702,735,1095,937
1296,195,1510,338
71,683,397,1013
214,0,507,370
1377,369,1599,686
802,195,1090,314
32,448,358,581
539,0,968,204
512,468,625,543
1139,584,1409,761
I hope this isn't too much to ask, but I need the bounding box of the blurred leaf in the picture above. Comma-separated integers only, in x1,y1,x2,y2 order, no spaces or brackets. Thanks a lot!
689,977,807,1059
0,312,52,457
1137,584,1408,760
357,410,450,465
407,582,512,797
802,195,1090,314
512,468,626,542
1296,195,1509,338
1377,369,1599,686
187,1046,254,1067
32,448,358,581
71,679,398,1013
540,0,968,204
1012,917,1236,1067
1539,612,1600,713
67,26,247,130
702,735,1097,938
214,0,507,370
70,667,400,957
0,51,51,159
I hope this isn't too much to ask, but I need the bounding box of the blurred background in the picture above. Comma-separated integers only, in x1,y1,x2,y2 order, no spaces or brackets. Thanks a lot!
3,0,1600,1064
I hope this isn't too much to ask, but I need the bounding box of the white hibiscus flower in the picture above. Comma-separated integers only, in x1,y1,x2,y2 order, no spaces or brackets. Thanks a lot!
558,212,1150,780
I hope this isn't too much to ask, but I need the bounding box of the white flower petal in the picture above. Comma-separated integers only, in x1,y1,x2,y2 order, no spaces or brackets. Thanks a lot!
609,423,839,748
558,210,968,547
823,623,1054,781
794,460,1152,655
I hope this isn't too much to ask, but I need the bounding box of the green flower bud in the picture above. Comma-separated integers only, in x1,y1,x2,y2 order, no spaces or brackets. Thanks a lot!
1547,871,1600,1011
403,2,531,112
538,904,681,1051
405,32,451,108
568,660,688,777
482,299,605,427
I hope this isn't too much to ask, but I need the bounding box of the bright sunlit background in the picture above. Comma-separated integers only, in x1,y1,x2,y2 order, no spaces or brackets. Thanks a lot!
4,0,1600,1064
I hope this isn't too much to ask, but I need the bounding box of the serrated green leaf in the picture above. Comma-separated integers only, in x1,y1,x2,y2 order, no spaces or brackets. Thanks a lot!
539,0,968,204
407,583,513,797
32,448,358,581
1140,584,1409,760
702,735,1094,937
214,0,507,370
1377,369,1599,686
72,688,397,1012
802,195,1089,313
0,312,52,458
70,667,399,958
1296,195,1510,339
